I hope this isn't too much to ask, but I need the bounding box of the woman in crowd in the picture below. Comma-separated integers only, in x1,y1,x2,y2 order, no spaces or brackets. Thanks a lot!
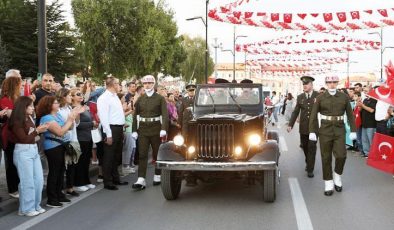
121,95,136,174
167,93,180,140
0,76,22,198
57,88,82,196
71,88,96,190
9,96,48,216
284,93,294,123
36,96,76,208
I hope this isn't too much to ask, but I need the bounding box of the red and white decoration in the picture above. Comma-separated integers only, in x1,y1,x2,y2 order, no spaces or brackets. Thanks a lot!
209,0,394,31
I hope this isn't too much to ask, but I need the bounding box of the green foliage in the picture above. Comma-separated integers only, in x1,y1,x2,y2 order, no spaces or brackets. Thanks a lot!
0,0,80,81
72,0,186,81
179,35,214,84
0,35,10,80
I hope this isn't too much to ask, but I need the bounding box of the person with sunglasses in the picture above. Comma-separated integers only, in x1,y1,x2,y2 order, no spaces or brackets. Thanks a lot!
309,76,356,196
287,76,319,179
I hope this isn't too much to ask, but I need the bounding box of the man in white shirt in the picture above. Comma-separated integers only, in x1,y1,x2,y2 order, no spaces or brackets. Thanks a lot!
375,100,391,135
97,76,127,190
271,91,280,126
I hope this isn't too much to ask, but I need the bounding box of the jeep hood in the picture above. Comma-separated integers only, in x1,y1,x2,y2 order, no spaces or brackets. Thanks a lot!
197,113,254,121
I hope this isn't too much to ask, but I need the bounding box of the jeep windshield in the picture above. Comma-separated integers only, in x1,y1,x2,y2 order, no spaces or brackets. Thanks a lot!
196,86,261,106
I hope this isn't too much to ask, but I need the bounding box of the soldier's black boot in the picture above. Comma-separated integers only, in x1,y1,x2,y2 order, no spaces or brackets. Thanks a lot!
324,180,334,196
307,172,314,178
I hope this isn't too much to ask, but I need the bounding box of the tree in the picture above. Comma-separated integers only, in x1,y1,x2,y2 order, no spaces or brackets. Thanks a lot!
0,0,81,81
0,35,10,80
179,35,214,84
72,0,186,82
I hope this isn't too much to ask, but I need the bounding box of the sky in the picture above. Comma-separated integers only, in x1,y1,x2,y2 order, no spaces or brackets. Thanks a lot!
56,0,394,82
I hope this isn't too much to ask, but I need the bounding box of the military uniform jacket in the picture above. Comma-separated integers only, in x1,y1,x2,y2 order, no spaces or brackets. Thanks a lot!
132,92,169,136
309,91,356,136
288,91,319,135
178,96,194,125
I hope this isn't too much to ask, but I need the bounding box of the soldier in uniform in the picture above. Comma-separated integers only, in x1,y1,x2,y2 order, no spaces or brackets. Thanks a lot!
309,76,356,196
178,84,196,137
287,76,319,178
131,75,168,190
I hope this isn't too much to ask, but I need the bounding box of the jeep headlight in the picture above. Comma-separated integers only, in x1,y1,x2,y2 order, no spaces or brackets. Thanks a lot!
173,135,185,146
234,146,243,156
248,134,261,146
188,146,196,154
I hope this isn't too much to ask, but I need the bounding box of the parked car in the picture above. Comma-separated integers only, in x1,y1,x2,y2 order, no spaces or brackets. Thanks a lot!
157,83,280,202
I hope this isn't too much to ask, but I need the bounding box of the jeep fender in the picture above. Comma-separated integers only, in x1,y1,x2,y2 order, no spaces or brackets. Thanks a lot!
249,141,280,164
158,142,186,161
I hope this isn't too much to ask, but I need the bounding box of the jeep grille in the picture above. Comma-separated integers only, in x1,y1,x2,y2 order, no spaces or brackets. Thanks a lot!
197,124,234,159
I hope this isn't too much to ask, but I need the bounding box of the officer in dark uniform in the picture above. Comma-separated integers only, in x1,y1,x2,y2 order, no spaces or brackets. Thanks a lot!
309,75,356,196
287,76,319,178
131,75,169,190
178,84,196,137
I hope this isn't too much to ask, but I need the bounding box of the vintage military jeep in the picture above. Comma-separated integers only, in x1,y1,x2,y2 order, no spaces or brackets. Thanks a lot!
157,83,280,202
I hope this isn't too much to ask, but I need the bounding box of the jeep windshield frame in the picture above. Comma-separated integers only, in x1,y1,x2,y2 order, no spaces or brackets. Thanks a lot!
194,83,264,116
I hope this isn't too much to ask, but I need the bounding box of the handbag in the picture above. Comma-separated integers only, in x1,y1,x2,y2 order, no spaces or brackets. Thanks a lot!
91,128,102,143
46,137,79,161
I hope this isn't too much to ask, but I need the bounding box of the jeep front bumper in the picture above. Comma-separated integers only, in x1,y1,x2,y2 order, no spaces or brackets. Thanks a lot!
156,161,277,171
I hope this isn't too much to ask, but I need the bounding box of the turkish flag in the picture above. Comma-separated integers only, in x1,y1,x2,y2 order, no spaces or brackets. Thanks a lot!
367,133,394,174
297,13,307,19
385,60,394,88
351,11,360,19
367,86,394,106
336,12,347,22
24,81,31,96
283,13,292,23
323,13,333,22
271,13,279,21
378,9,388,17
244,12,253,18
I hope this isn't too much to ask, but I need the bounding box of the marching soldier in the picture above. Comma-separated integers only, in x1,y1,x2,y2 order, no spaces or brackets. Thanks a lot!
309,76,356,196
131,75,168,190
287,76,319,178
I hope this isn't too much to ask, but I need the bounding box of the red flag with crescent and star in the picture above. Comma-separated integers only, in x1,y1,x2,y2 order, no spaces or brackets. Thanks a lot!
367,133,394,174
367,86,394,106
385,60,394,88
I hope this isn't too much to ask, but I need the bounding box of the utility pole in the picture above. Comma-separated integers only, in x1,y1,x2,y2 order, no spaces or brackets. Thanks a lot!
212,38,221,79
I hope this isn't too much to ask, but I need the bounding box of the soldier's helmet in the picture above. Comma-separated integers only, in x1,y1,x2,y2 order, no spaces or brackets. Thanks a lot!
325,76,339,82
141,75,156,84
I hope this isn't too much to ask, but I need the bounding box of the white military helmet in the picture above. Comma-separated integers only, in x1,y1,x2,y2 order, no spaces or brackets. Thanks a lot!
141,75,156,84
325,75,339,82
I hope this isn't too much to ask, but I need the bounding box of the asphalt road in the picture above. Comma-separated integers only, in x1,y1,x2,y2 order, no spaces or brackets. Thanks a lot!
1,116,394,230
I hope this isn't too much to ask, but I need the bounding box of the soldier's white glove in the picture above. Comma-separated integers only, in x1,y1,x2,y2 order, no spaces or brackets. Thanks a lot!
309,133,317,141
160,130,167,137
132,132,138,139
349,132,357,141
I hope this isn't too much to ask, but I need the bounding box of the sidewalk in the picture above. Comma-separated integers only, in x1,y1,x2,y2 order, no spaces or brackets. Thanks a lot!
0,151,99,217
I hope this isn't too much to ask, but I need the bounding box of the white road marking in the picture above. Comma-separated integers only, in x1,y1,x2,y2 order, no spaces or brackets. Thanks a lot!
279,136,288,152
288,178,314,230
11,185,103,230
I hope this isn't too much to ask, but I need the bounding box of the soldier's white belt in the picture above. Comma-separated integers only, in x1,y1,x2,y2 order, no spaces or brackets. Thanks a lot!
139,117,161,122
321,115,344,121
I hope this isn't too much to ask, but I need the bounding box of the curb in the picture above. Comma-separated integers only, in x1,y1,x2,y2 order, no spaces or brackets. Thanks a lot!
0,165,99,218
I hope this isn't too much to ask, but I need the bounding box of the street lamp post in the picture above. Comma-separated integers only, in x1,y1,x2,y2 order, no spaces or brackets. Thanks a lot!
186,0,209,84
212,38,221,79
346,51,357,87
369,28,384,82
222,27,247,83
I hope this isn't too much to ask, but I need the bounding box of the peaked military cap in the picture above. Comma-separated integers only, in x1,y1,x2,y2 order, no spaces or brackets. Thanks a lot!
215,78,229,84
300,76,315,84
240,79,253,83
185,84,196,91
